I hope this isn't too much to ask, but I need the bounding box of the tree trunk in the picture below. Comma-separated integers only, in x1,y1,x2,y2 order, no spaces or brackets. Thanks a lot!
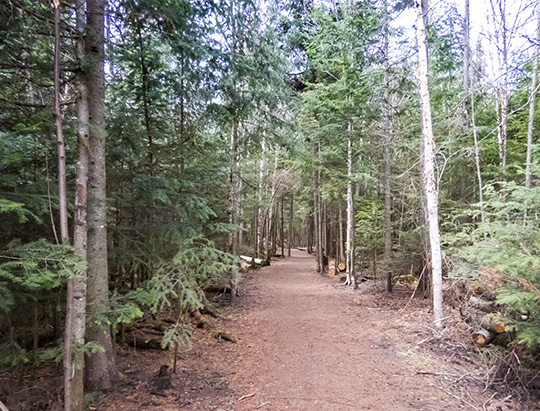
256,134,266,258
338,207,344,265
345,123,356,288
266,146,279,261
53,0,68,243
463,0,470,115
489,0,508,173
64,0,88,409
229,121,239,255
526,11,540,189
383,1,393,293
415,0,444,328
137,23,154,171
470,78,485,221
288,194,293,257
85,0,120,391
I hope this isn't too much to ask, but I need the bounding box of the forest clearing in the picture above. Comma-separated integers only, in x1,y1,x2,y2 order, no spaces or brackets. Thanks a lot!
3,0,540,410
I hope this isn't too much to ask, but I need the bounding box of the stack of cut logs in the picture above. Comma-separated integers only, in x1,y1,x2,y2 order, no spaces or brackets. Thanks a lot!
328,261,346,277
466,295,508,346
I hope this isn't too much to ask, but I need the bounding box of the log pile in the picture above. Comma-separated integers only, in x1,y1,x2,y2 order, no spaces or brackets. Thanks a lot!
239,255,270,267
328,261,336,277
461,294,508,347
124,318,174,350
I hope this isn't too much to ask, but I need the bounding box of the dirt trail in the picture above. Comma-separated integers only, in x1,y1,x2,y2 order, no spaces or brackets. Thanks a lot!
99,249,517,411
224,249,459,410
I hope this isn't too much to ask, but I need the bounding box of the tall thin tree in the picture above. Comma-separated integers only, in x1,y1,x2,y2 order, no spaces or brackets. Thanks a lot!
85,0,120,390
415,0,443,328
64,0,88,408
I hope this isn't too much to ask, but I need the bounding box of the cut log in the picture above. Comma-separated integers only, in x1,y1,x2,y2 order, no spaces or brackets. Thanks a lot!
338,263,346,272
480,314,507,334
472,328,495,346
329,261,336,277
127,333,165,350
240,255,264,265
213,332,237,343
190,309,213,329
469,295,493,313
202,304,220,318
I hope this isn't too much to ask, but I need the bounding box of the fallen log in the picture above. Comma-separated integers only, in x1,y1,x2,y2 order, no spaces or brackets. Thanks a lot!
190,309,213,330
127,333,166,350
480,314,507,334
202,304,220,318
214,332,237,343
240,255,264,266
469,295,493,313
338,263,346,272
472,329,495,346
329,261,336,277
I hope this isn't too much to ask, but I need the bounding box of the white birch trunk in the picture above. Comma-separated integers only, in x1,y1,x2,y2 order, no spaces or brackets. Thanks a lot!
526,12,540,189
415,0,444,328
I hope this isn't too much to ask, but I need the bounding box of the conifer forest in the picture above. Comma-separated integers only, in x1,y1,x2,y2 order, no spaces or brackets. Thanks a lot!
3,0,540,410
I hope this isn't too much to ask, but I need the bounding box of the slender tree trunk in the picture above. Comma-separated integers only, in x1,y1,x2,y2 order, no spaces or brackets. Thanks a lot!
415,0,444,328
489,0,508,173
229,121,239,255
526,12,540,189
345,123,356,287
316,146,324,273
137,23,154,171
266,146,279,261
179,54,186,174
338,207,344,265
463,0,470,114
256,135,266,258
53,0,68,242
470,89,485,220
64,1,88,409
313,145,321,272
280,195,284,256
466,2,484,220
383,1,393,292
85,0,120,390
288,194,293,257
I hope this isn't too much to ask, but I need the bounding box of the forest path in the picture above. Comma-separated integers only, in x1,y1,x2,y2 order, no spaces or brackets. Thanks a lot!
208,249,490,411
100,249,511,411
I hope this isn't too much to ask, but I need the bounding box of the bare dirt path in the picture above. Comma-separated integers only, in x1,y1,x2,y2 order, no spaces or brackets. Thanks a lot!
220,249,472,411
99,249,518,410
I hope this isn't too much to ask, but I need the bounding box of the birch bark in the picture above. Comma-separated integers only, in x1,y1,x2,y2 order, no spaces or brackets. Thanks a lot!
415,0,443,328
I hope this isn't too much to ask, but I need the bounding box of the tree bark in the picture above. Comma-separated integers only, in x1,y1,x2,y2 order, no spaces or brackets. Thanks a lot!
463,0,470,115
526,11,540,189
415,0,444,328
64,0,88,409
85,0,120,391
489,0,508,173
256,134,266,258
53,0,68,242
345,123,356,287
229,121,239,255
288,194,293,257
470,79,485,221
383,0,393,292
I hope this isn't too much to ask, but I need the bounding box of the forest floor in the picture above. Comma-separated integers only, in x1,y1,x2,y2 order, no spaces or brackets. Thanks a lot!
93,249,531,411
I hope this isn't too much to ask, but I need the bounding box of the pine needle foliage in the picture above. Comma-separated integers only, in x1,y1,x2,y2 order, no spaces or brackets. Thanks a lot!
455,182,540,348
145,236,241,312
